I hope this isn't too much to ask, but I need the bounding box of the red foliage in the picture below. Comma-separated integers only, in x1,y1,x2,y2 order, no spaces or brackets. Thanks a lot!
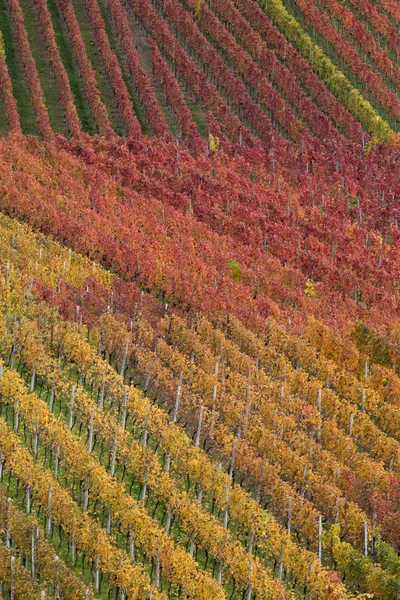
7,0,53,138
106,0,171,138
0,53,21,133
83,0,141,139
233,0,366,144
35,0,81,137
295,0,400,119
150,41,204,156
58,0,114,137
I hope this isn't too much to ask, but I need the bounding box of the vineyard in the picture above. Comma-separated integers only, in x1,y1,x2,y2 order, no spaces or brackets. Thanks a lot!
0,0,400,598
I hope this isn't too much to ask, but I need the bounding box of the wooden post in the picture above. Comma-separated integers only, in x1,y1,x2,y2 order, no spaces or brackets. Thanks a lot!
47,487,52,535
33,422,39,458
287,497,292,534
49,383,55,412
217,559,223,584
95,556,100,592
69,385,75,430
26,485,31,514
247,559,253,600
107,509,112,535
141,470,148,503
144,360,152,393
228,438,237,480
197,482,203,504
248,530,254,554
6,497,11,548
71,529,75,563
172,368,183,423
88,406,94,453
195,405,204,448
110,430,117,477
349,413,354,437
165,506,172,534
189,530,195,557
31,529,35,577
99,372,105,410
54,555,59,597
54,444,60,478
14,399,19,434
29,365,36,393
10,555,15,600
210,360,219,430
278,550,284,580
318,515,322,562
155,549,160,588
142,407,149,448
84,476,89,511
10,336,16,369
120,339,130,377
121,387,128,431
224,484,230,529
165,453,171,473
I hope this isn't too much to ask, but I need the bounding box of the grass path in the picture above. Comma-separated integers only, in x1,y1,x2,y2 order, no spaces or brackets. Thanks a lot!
97,0,149,134
70,0,125,135
19,0,68,135
122,0,180,137
48,0,96,134
123,0,208,139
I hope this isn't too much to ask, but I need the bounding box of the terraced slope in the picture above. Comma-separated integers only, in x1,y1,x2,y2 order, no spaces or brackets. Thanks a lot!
0,0,397,144
0,0,400,598
0,127,397,598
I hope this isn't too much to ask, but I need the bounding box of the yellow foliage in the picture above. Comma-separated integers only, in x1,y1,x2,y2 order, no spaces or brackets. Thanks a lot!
388,132,400,150
304,279,317,298
209,133,220,152
194,0,202,18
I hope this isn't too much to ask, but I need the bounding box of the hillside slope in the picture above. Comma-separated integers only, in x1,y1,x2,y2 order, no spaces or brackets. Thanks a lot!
0,0,400,599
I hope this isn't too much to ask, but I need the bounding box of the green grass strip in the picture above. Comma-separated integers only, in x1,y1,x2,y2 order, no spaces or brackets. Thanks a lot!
19,0,68,135
97,0,149,134
47,0,96,134
70,0,125,135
